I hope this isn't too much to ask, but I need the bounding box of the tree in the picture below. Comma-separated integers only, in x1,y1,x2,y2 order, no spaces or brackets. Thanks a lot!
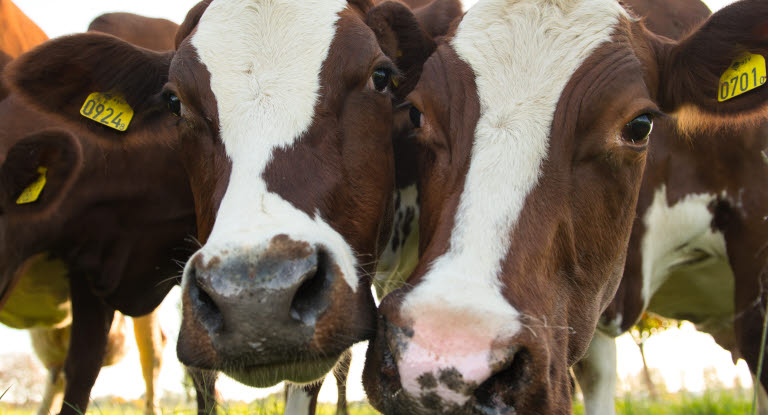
0,352,46,405
629,313,680,400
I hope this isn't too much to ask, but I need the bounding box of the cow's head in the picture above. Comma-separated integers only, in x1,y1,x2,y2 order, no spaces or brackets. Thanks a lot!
363,0,768,413
0,15,191,316
6,0,458,386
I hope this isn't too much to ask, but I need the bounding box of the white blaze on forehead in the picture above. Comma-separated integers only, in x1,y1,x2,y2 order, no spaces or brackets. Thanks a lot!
400,0,627,396
189,0,358,290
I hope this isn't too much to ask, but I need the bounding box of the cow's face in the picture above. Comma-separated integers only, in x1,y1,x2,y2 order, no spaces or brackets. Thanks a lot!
364,0,768,413
5,0,449,387
165,0,439,386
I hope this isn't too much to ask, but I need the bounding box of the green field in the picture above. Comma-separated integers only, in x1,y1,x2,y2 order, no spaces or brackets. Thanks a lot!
0,391,756,415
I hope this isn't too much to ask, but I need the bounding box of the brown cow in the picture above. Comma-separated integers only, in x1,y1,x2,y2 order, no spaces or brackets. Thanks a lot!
0,0,45,101
87,12,179,52
0,0,46,96
362,0,768,413
574,0,768,413
5,0,461,414
0,12,218,415
0,13,193,415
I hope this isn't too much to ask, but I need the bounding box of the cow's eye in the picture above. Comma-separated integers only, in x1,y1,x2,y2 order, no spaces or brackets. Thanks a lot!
621,114,653,145
409,106,423,129
369,68,393,92
165,92,182,117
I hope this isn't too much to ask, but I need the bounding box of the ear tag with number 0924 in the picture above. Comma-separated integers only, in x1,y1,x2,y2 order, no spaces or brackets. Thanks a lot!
16,167,48,205
718,52,766,102
80,92,134,131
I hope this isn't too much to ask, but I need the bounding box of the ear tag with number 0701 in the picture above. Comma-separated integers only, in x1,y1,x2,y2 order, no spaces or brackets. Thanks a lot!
718,52,766,102
16,167,48,205
80,92,134,131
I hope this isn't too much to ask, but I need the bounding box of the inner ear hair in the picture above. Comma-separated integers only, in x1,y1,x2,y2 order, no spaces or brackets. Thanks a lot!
671,103,768,137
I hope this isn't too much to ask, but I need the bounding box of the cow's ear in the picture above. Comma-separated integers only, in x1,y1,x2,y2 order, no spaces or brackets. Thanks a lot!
0,130,83,217
656,0,768,132
366,1,437,98
413,0,462,39
5,33,173,141
175,1,211,49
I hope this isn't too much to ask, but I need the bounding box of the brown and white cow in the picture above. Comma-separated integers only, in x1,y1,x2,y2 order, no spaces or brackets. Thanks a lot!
0,12,222,415
362,0,768,413
574,0,768,413
4,0,460,411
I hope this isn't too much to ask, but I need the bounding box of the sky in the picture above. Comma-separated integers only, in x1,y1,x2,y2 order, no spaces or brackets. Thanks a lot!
2,0,747,407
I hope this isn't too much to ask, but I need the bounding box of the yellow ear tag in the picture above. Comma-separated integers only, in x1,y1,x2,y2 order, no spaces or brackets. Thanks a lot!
392,77,400,88
80,92,134,131
16,167,48,205
718,52,766,102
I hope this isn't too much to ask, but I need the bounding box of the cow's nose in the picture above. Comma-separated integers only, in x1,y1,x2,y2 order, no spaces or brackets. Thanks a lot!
184,241,334,358
384,315,532,411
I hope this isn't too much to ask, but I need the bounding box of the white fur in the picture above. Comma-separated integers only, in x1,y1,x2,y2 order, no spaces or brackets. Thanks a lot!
640,186,728,311
574,331,618,415
188,0,359,291
401,0,627,349
580,186,733,415
397,0,627,403
284,384,313,415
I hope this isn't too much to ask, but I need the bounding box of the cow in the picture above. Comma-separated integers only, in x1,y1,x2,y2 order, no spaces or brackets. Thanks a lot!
0,0,47,96
0,252,167,415
572,0,768,413
0,11,194,415
0,10,222,415
4,0,461,413
28,313,133,415
360,0,768,413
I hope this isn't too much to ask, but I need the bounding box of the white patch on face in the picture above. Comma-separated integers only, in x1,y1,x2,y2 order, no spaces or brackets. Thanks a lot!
640,185,728,311
284,384,313,415
188,0,358,290
397,0,627,402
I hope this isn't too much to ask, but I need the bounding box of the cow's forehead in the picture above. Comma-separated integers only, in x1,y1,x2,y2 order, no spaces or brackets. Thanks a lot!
404,0,627,315
191,0,347,164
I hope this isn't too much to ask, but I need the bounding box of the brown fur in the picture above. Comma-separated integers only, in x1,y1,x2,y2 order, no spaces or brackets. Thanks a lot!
365,0,768,413
0,0,47,59
88,13,179,52
172,1,442,376
598,0,768,397
5,1,461,412
0,14,199,415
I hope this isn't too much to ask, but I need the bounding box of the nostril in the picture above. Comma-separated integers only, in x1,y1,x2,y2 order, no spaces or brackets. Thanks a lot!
189,271,223,335
289,249,333,326
473,348,532,409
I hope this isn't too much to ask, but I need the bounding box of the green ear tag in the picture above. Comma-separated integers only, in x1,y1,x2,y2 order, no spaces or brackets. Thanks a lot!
16,167,48,205
718,52,766,102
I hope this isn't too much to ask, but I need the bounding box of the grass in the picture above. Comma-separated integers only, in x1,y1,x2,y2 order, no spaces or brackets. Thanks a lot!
0,390,753,415
572,390,752,415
